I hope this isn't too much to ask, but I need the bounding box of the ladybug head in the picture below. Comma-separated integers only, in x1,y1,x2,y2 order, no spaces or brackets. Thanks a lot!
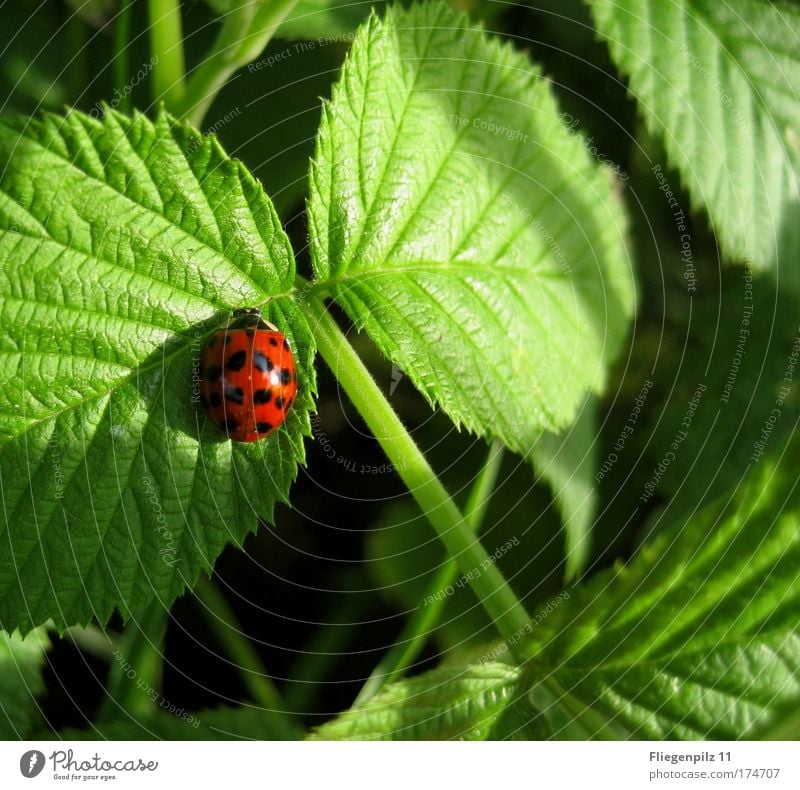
229,307,273,331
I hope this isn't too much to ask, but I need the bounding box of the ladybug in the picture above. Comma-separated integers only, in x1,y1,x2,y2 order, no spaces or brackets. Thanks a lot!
199,308,297,442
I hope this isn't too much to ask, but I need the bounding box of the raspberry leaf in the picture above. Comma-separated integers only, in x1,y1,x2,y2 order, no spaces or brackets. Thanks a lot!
308,2,635,454
0,628,50,738
0,109,315,632
314,435,800,738
588,0,800,280
310,661,522,740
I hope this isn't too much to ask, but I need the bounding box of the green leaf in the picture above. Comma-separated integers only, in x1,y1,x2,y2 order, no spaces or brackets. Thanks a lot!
524,433,800,738
0,108,314,633
310,661,521,740
0,628,50,739
308,2,635,453
533,397,598,581
331,434,800,739
587,0,800,278
601,263,800,526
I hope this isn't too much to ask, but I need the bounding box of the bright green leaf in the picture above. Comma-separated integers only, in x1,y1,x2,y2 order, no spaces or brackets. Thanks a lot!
310,661,521,740
523,433,800,738
308,2,635,453
0,109,314,633
328,433,800,738
0,628,50,739
587,0,800,279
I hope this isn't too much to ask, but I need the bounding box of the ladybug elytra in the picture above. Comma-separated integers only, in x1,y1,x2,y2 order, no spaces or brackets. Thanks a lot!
199,308,297,442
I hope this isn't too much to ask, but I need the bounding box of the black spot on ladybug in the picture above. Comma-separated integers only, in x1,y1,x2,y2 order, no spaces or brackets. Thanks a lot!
209,392,222,408
269,337,278,347
280,368,292,385
253,351,273,372
283,338,290,350
206,336,217,349
253,388,272,404
256,421,273,434
226,350,247,371
219,417,239,433
275,396,285,410
205,364,222,382
224,385,244,404
224,334,233,345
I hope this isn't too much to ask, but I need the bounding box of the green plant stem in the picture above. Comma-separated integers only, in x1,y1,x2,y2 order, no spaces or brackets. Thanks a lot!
355,441,505,705
100,597,168,720
194,576,302,739
147,0,186,108
177,0,300,127
303,295,530,644
113,0,133,113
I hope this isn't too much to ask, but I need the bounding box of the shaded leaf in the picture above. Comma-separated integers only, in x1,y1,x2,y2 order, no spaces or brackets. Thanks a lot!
588,0,800,279
0,628,50,739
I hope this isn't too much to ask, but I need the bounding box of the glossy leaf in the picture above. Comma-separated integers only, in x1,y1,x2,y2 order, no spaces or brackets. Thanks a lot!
311,661,521,740
0,109,315,633
308,2,635,453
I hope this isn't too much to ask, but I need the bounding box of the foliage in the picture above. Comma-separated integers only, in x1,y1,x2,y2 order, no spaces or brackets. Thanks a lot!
0,0,797,742
308,3,634,449
0,109,315,632
318,436,800,738
587,0,800,280
0,629,50,738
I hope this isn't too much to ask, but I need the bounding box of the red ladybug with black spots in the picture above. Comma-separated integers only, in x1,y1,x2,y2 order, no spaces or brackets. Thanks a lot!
199,308,297,442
